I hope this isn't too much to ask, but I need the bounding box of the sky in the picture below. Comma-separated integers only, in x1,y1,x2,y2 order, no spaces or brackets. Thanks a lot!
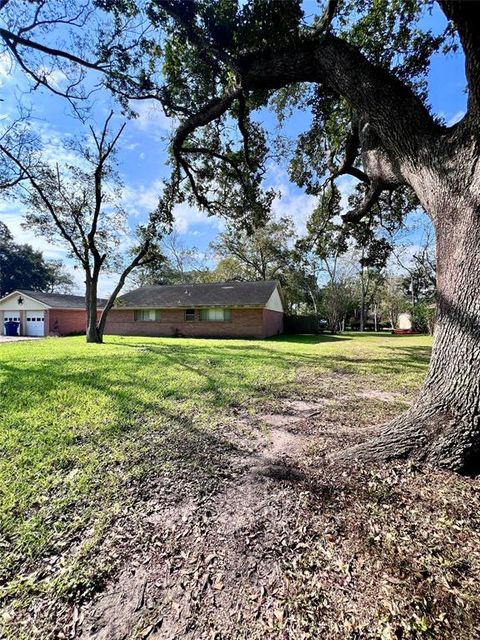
0,3,467,297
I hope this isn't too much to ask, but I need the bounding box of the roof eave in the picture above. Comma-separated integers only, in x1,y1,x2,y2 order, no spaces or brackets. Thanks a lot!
0,290,51,309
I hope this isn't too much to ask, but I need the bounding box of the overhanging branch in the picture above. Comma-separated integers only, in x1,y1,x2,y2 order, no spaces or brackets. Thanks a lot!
341,184,383,224
438,1,480,118
327,122,370,184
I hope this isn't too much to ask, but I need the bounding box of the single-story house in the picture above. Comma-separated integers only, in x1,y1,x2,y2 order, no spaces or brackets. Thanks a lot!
105,280,284,339
0,290,104,337
0,281,284,339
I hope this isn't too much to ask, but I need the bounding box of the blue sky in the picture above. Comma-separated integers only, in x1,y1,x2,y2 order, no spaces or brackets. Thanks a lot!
0,4,467,296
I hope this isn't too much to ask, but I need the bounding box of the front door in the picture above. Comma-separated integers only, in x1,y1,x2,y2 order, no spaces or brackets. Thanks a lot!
25,312,45,337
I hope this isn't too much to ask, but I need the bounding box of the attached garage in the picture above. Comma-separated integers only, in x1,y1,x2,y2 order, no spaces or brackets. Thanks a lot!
0,290,105,337
0,291,48,337
25,312,45,337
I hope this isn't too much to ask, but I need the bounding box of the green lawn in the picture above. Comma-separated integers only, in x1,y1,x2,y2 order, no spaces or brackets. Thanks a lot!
0,333,432,635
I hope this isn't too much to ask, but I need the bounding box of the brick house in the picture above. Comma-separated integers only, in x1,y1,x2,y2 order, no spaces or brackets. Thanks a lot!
105,280,284,339
0,290,104,337
0,281,284,339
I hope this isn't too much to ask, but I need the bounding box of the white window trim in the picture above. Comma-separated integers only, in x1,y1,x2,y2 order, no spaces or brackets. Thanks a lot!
134,309,161,322
199,308,232,322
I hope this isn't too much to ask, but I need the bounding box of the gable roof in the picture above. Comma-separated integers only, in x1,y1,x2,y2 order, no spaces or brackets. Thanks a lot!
116,281,280,309
15,290,107,309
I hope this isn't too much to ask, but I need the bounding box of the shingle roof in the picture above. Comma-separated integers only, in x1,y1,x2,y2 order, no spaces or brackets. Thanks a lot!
17,290,107,309
116,281,279,309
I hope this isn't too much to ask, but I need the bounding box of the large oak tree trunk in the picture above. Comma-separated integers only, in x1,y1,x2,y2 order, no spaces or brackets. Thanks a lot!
337,196,480,473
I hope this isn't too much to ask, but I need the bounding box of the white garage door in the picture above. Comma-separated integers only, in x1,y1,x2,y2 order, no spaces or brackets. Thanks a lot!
3,314,20,336
26,312,45,337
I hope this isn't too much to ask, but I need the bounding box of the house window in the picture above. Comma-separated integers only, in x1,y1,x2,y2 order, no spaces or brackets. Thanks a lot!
199,308,232,322
185,309,195,321
134,309,161,321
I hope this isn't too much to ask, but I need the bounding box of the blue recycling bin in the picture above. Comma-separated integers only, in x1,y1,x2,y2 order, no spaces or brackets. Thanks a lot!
4,321,20,337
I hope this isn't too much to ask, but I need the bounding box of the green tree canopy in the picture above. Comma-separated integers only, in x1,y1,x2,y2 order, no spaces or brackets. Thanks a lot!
0,222,74,297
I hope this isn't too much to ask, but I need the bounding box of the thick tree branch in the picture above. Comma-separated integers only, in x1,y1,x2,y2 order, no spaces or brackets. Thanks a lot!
341,184,383,224
327,122,371,184
169,29,438,214
171,87,242,207
438,1,480,118
242,33,436,161
172,88,242,157
237,92,254,171
311,0,338,37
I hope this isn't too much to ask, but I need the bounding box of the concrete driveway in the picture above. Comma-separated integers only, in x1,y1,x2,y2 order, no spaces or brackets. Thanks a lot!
0,336,40,343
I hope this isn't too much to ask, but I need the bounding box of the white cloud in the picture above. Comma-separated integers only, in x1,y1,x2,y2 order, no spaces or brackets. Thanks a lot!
132,102,176,141
36,66,67,90
173,201,223,234
447,110,465,127
0,52,19,92
266,166,317,234
0,52,12,81
121,179,165,217
121,179,222,234
0,205,68,260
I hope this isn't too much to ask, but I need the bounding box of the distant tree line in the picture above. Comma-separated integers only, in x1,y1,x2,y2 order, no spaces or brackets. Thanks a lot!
132,211,436,334
0,221,73,298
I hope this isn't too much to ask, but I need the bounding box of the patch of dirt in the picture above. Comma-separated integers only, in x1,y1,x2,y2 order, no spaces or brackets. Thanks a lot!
355,389,404,402
80,407,316,640
4,379,480,640
266,426,306,459
260,413,304,427
281,399,337,412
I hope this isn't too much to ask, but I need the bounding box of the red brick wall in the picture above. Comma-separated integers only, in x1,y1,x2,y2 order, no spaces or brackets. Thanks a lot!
263,309,284,337
49,309,101,336
104,307,278,338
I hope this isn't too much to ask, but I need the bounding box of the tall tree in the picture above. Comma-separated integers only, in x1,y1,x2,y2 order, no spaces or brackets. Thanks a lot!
303,187,352,331
0,222,73,296
1,1,479,471
210,217,294,281
210,217,314,311
132,230,208,286
43,260,75,294
394,232,437,306
1,114,168,343
376,275,409,330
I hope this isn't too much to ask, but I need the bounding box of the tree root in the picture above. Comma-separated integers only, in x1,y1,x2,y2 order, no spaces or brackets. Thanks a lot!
331,404,480,476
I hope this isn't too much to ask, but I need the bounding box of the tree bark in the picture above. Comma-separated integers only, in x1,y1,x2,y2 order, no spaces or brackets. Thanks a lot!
335,195,480,474
359,280,365,332
85,275,102,344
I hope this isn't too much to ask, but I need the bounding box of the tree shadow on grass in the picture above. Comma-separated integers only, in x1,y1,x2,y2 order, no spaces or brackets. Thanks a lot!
266,333,353,345
0,336,433,435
